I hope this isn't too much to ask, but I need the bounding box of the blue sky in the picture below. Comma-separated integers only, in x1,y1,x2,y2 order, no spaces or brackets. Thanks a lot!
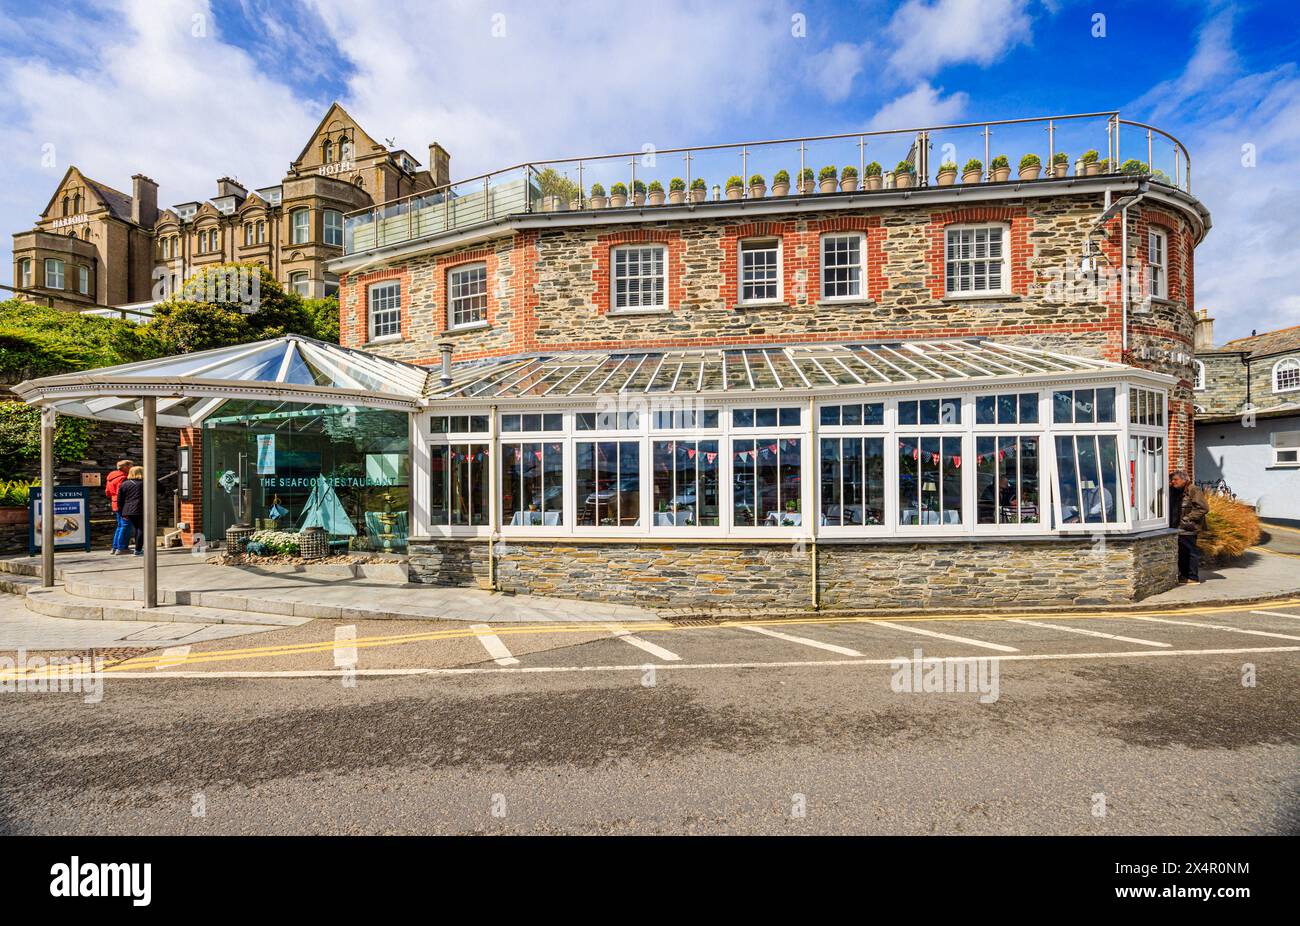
1,0,1298,340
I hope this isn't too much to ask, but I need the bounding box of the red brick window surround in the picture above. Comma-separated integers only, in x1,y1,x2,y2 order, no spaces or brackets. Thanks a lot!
926,207,1031,299
438,246,498,332
340,267,411,346
719,221,797,308
808,216,885,304
592,229,682,315
366,278,404,340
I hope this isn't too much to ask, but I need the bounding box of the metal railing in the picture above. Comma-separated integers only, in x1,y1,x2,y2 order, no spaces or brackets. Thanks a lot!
343,111,1192,255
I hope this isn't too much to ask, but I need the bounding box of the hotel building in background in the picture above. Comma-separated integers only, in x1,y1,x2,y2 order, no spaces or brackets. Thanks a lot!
9,103,450,310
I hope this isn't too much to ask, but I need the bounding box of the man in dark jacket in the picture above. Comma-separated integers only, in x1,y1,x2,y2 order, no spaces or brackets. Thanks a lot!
105,460,132,555
1169,470,1209,584
115,466,146,556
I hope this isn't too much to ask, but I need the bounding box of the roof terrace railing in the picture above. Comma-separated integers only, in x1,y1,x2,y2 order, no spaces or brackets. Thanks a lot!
343,112,1192,256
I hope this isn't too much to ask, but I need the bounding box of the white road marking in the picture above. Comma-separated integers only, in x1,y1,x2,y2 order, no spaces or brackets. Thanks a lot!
39,645,1299,680
1009,618,1170,648
739,624,863,657
1250,609,1300,622
469,624,519,666
869,620,1019,653
604,625,681,662
1130,615,1300,642
155,646,191,669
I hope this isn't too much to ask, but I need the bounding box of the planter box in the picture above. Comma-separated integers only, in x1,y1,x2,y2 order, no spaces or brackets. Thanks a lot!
0,507,27,527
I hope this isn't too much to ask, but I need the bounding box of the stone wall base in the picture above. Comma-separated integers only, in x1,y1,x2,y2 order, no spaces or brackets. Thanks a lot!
407,533,1180,611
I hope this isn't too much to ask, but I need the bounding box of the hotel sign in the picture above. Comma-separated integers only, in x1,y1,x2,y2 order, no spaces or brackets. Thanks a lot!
317,160,356,177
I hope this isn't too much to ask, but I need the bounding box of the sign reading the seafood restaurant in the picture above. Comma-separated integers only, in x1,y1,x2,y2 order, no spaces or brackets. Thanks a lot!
28,485,91,554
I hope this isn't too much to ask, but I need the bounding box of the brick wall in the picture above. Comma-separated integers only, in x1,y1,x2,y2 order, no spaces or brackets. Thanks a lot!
407,533,1179,610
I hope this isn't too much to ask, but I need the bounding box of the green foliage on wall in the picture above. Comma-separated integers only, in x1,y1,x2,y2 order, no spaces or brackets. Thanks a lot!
0,402,91,475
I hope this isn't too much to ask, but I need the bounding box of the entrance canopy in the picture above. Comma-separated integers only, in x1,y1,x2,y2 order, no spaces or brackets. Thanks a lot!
13,335,431,427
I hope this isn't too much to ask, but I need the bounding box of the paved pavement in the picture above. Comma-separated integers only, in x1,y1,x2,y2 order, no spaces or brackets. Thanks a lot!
0,593,283,651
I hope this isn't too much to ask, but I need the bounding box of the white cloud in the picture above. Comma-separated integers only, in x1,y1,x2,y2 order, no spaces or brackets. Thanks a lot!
867,82,968,131
804,41,873,103
886,0,1033,77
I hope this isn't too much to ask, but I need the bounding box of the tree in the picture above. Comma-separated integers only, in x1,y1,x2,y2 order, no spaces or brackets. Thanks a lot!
0,300,162,384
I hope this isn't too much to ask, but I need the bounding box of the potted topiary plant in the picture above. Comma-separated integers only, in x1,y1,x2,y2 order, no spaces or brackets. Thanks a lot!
609,182,628,208
589,183,606,210
990,155,1011,182
689,177,707,203
1052,151,1070,178
1119,158,1148,176
632,179,647,206
771,169,790,196
797,167,815,195
962,158,983,184
668,177,686,205
749,173,766,198
840,165,859,192
818,165,838,194
1018,153,1041,181
893,160,914,188
647,179,665,206
936,161,958,186
725,175,744,200
1081,149,1101,176
1098,158,1111,174
864,161,883,190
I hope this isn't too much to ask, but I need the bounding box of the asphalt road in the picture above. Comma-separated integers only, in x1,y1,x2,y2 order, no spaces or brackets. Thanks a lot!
2,602,1298,835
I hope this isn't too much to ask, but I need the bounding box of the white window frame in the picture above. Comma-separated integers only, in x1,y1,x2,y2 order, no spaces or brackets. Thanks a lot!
44,258,64,290
1193,359,1205,391
610,244,667,313
1272,430,1300,467
19,258,31,287
367,280,402,341
448,262,489,330
1148,227,1168,300
944,223,1008,296
738,237,782,305
289,271,310,297
78,264,89,295
820,232,865,302
291,208,310,245
323,210,343,247
817,400,890,535
1272,358,1300,394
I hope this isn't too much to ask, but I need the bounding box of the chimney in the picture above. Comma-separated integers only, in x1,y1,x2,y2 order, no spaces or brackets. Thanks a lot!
131,174,158,229
438,340,454,386
428,142,451,188
1194,308,1215,350
215,177,247,201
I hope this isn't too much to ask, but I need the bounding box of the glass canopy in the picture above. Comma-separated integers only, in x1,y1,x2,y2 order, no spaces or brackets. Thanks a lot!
428,338,1127,401
14,335,431,428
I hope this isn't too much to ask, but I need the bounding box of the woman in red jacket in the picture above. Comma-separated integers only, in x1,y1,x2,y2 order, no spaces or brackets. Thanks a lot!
105,459,132,555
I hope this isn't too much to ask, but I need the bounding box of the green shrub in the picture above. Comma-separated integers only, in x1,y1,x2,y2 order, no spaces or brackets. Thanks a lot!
894,160,913,175
610,182,628,196
249,529,300,555
990,154,1009,169
749,173,765,187
773,169,790,184
1120,158,1149,175
1019,153,1041,169
648,180,664,193
0,402,91,475
0,478,36,507
864,161,882,177
1053,151,1070,164
0,300,162,383
633,179,646,194
690,177,706,191
818,165,837,181
938,161,957,172
726,175,743,189
798,167,815,183
1081,149,1099,163
669,177,685,192
963,158,983,173
590,182,606,197
840,165,858,180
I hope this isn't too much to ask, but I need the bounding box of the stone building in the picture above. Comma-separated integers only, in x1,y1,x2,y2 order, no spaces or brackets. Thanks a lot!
10,103,451,310
1193,312,1300,520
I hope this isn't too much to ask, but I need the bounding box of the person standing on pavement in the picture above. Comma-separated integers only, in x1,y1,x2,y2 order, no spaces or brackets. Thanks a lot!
116,466,146,557
104,459,133,555
1168,470,1209,584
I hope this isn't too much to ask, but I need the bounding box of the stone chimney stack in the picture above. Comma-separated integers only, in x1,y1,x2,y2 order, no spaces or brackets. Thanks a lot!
1194,308,1215,350
428,142,451,189
131,174,158,229
215,177,247,200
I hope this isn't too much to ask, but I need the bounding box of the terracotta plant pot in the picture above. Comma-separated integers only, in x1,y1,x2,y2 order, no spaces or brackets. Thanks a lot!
865,175,882,190
771,182,790,197
749,183,766,199
1019,165,1042,181
590,195,606,209
725,186,743,200
894,172,914,189
541,194,561,212
962,169,982,184
633,192,645,207
819,178,838,194
609,193,627,208
0,506,26,526
1052,162,1069,178
569,198,581,211
690,188,706,203
669,190,686,205
841,177,858,192
647,191,665,206
991,166,1011,182
1084,161,1102,176
936,169,957,186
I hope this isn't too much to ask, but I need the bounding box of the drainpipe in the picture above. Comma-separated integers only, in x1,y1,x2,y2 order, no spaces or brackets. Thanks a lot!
488,403,499,591
806,395,819,610
1115,184,1149,356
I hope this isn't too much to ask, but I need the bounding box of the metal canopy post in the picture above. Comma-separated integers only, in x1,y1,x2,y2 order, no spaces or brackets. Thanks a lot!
40,406,55,588
142,396,158,609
